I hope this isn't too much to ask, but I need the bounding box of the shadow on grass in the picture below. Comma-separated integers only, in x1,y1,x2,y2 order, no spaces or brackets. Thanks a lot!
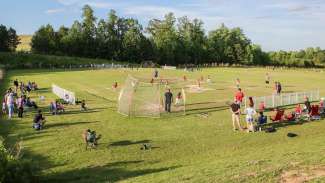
59,107,108,115
109,140,151,147
43,162,180,183
160,104,229,118
35,87,50,93
46,120,100,129
265,119,312,130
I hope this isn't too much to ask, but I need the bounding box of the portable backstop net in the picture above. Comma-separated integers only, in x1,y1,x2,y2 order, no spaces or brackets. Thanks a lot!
246,90,320,110
52,84,76,105
117,75,229,117
118,75,187,117
118,75,163,118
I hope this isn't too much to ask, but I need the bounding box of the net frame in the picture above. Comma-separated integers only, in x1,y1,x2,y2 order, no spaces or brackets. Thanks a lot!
117,75,187,118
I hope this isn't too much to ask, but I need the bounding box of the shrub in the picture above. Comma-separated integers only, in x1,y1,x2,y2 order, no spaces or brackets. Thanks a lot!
0,52,120,69
0,140,37,183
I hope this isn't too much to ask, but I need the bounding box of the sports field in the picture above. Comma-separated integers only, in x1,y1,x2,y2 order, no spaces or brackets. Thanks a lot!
1,68,325,182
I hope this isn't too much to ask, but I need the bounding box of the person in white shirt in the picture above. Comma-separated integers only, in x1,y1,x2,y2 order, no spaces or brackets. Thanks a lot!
245,104,256,132
7,93,14,119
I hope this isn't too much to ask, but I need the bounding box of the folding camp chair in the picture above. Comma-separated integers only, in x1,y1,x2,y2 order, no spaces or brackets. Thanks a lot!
310,105,321,120
270,109,285,122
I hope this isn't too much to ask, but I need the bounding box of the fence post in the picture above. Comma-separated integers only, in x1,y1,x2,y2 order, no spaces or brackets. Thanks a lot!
244,97,247,109
310,91,315,101
288,94,291,106
296,93,298,104
272,95,275,108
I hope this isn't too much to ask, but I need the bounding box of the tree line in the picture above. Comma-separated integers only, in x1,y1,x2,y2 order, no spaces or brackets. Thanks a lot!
2,5,325,67
0,24,20,52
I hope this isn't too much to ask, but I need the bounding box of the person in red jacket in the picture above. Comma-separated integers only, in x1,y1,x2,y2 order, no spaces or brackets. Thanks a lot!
235,88,245,107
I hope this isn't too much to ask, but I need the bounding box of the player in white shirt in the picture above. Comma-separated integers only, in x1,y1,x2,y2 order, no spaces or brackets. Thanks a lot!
245,103,257,132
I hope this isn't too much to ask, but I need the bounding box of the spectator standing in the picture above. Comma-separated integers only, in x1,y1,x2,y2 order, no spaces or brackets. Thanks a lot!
164,89,173,113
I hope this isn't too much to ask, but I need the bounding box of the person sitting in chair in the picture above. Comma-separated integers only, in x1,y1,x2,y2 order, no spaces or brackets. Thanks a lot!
270,108,285,122
294,104,302,119
25,97,38,109
285,111,296,122
256,112,267,131
33,110,45,130
56,101,65,113
309,105,321,120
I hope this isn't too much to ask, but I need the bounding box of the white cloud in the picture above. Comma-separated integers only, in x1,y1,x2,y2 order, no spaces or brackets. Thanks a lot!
45,8,65,14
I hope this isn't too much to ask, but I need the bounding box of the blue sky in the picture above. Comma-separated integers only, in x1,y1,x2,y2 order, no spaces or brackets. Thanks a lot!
1,0,325,51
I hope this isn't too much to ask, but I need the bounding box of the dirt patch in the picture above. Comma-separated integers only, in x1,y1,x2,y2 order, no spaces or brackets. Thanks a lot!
186,85,214,93
280,166,325,183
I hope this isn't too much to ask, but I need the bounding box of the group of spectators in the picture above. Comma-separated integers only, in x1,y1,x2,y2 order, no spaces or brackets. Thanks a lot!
1,79,45,130
2,80,39,119
231,89,325,132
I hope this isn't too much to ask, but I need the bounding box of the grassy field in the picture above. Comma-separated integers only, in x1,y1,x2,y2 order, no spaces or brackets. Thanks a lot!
17,35,32,52
1,68,325,182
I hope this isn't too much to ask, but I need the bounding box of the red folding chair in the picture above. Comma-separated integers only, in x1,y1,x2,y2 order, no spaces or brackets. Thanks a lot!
271,109,285,122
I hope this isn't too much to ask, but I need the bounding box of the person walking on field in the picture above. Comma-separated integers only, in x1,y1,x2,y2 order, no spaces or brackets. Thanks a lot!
14,79,19,92
265,73,270,85
7,92,14,119
277,82,282,94
235,78,240,89
164,89,173,113
154,69,159,78
230,100,242,131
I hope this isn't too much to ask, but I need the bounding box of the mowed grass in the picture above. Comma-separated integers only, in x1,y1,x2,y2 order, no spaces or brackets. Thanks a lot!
1,68,325,182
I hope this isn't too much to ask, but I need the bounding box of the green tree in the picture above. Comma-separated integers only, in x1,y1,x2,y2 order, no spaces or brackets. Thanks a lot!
81,5,97,57
0,25,9,52
0,25,20,52
147,13,179,65
177,17,206,65
61,21,83,56
31,24,56,54
7,27,20,52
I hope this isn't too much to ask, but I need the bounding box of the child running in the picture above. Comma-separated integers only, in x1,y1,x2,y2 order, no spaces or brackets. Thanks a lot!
175,92,182,106
235,78,240,89
265,73,270,86
112,82,118,90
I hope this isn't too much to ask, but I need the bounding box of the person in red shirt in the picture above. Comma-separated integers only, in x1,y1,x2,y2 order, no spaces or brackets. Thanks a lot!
258,101,265,112
235,88,245,106
295,104,302,117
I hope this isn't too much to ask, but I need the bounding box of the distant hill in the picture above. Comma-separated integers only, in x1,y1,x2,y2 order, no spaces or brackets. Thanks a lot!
17,35,32,52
